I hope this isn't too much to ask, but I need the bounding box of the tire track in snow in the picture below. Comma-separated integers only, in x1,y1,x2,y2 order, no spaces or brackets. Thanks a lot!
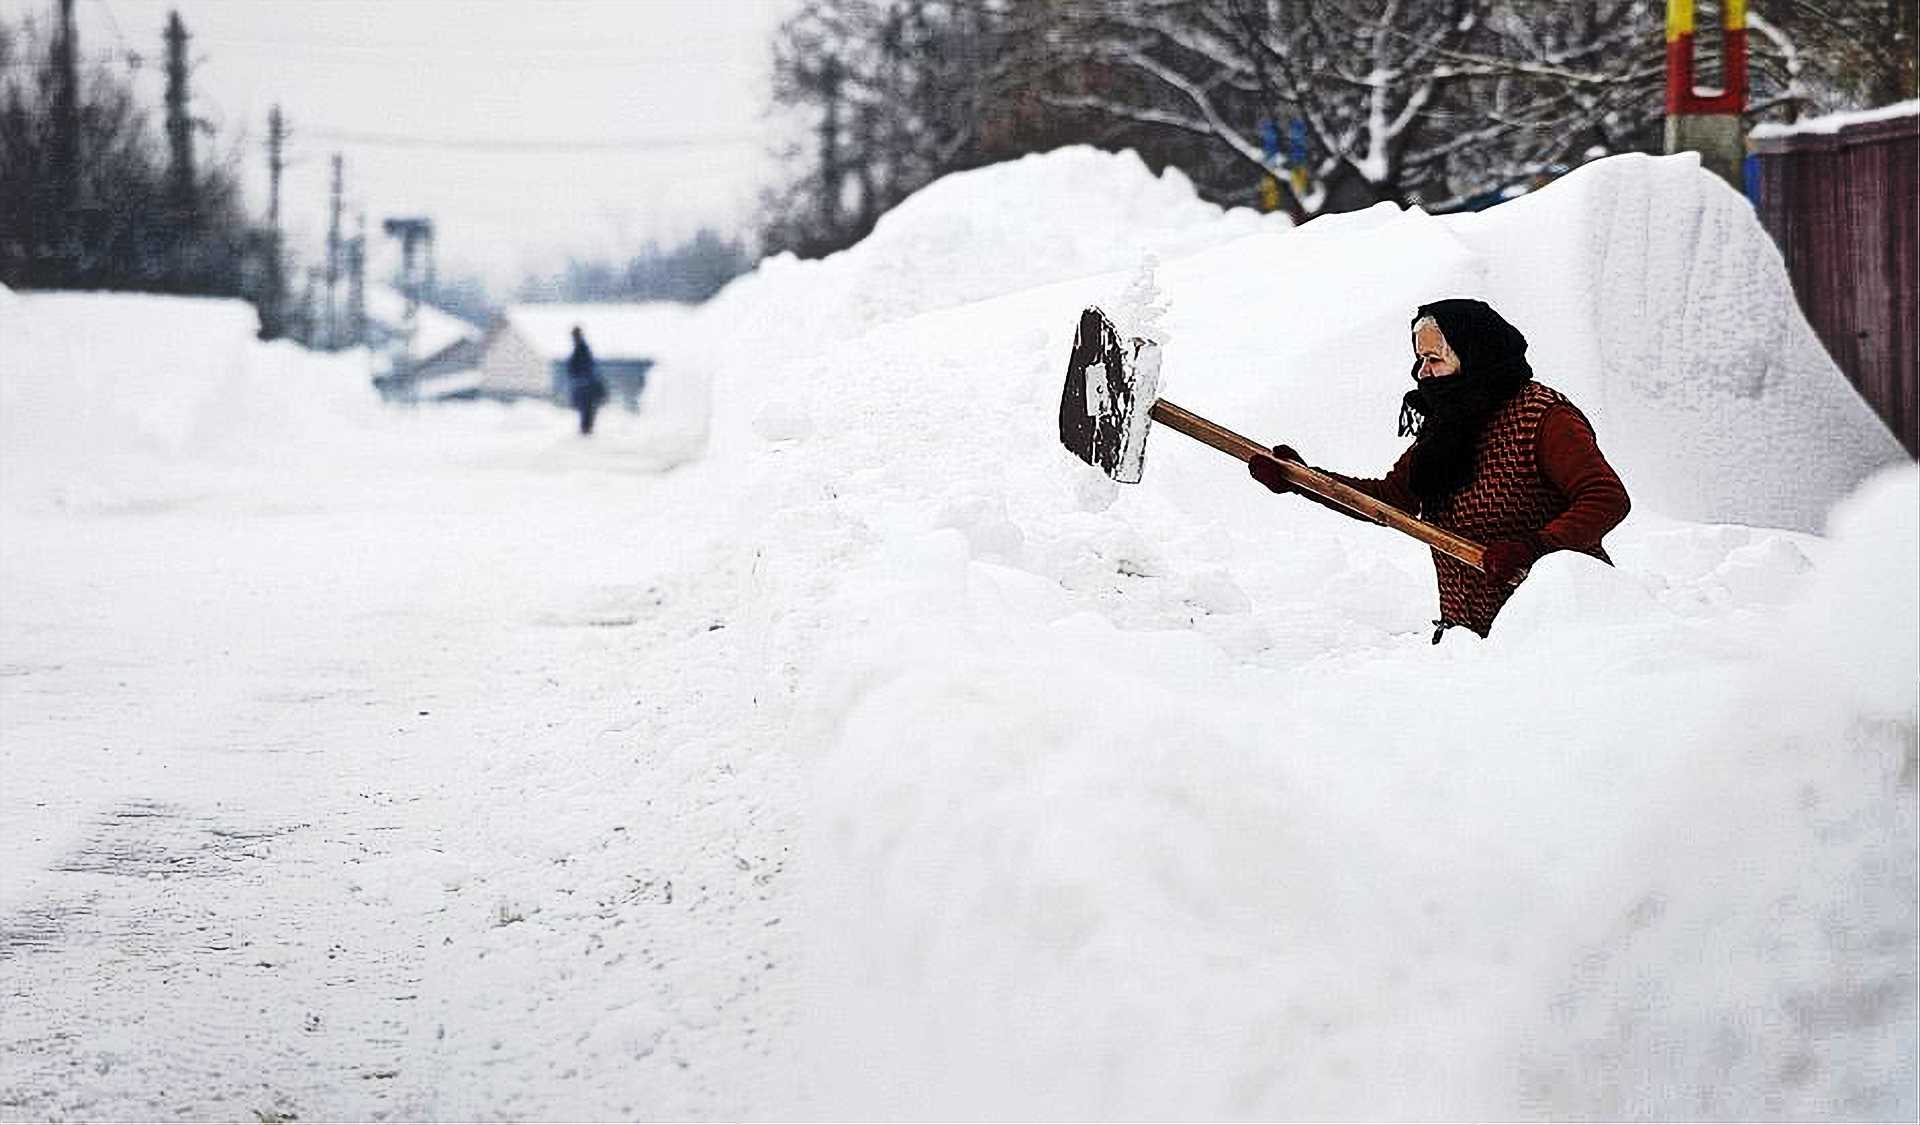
0,793,448,1121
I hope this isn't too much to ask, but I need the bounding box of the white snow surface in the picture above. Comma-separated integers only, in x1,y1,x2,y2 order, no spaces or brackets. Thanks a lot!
0,149,1913,1121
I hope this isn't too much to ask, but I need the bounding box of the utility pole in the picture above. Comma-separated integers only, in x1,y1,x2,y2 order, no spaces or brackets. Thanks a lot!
326,154,343,349
261,105,287,338
1663,0,1748,190
267,108,286,232
297,265,321,347
817,56,841,245
49,0,79,276
347,210,367,349
381,216,434,397
163,11,194,218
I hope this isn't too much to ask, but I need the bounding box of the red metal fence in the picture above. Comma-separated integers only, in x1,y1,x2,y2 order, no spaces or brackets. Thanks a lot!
1748,110,1918,457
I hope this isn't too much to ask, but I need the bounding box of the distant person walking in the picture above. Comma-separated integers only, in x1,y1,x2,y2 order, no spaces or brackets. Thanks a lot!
566,325,608,435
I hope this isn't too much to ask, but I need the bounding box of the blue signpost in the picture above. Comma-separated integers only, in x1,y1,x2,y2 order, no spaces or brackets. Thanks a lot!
1257,119,1282,211
1288,118,1308,193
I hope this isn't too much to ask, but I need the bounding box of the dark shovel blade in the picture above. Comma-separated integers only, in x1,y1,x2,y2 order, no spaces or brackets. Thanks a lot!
1058,306,1161,484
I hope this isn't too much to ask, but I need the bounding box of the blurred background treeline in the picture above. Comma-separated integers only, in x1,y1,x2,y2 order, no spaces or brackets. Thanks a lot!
761,0,1916,254
2,0,1913,334
0,10,254,297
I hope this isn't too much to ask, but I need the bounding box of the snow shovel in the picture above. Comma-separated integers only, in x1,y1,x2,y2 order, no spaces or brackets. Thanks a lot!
1058,305,1487,572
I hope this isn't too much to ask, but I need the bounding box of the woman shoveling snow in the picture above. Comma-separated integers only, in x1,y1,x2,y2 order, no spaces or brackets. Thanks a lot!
1251,298,1631,641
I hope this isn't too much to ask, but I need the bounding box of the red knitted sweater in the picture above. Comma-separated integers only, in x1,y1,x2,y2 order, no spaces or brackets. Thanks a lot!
1314,390,1631,635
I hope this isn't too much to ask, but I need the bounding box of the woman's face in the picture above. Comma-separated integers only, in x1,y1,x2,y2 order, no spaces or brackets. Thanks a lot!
1413,322,1460,380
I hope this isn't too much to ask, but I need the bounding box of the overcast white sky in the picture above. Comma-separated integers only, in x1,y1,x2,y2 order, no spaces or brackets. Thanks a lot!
9,0,797,291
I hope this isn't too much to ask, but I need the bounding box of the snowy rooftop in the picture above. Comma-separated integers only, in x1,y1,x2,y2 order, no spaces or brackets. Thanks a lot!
503,301,694,361
362,283,482,361
1749,97,1919,139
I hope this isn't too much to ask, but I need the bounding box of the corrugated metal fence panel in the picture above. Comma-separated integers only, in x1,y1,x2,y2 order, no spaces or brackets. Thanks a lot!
1749,112,1919,457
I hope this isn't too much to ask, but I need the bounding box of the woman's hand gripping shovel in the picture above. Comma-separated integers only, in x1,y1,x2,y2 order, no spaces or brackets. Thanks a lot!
1056,306,1488,573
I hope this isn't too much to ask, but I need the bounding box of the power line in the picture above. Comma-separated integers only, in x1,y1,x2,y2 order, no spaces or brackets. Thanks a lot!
300,127,766,154
192,32,753,57
189,35,764,71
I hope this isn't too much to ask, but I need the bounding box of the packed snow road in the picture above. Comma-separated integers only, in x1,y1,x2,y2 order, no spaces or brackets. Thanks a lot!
0,415,803,1120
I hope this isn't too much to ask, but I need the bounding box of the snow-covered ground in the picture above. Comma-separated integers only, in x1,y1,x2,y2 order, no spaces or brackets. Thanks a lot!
1,148,1913,1121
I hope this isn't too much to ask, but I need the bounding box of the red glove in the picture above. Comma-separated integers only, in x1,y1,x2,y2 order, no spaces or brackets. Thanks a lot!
1481,535,1545,585
1248,445,1304,494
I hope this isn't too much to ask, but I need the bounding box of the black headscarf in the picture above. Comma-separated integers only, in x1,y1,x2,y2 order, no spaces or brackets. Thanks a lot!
1398,298,1533,502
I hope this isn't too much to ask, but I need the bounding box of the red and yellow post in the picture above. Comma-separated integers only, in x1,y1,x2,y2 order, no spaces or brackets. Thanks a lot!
1664,0,1749,187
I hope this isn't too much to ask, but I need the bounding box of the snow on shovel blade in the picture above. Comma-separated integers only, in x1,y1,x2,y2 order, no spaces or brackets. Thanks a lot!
1058,305,1162,484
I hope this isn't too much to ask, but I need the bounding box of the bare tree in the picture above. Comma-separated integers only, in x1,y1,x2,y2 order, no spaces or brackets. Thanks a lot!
0,9,258,297
1019,0,1676,215
1748,0,1918,120
518,229,753,305
760,0,1916,250
764,0,1057,257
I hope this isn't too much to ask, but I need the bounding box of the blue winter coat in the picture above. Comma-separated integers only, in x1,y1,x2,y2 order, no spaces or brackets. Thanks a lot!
566,339,606,406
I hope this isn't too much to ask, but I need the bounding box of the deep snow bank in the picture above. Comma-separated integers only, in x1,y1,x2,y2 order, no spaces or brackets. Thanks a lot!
703,148,1900,533
1441,152,1903,530
696,149,1285,458
0,291,260,459
1492,466,1917,1119
0,291,380,509
694,147,1915,1118
710,148,1279,358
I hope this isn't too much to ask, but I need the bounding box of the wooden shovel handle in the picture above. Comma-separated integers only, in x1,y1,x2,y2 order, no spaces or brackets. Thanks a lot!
1149,399,1487,572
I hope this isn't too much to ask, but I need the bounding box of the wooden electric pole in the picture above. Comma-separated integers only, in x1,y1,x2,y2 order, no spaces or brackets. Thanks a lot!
48,0,80,276
380,216,433,395
1663,0,1748,189
326,154,343,349
818,56,841,243
347,210,367,349
261,105,287,338
164,11,194,218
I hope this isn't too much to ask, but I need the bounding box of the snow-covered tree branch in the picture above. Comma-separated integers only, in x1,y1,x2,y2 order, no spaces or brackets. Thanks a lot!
761,0,1917,254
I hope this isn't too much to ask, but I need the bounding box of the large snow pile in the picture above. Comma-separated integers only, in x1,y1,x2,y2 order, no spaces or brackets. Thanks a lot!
1442,153,1903,529
703,148,1280,374
689,147,1915,1118
0,292,388,509
708,149,1898,531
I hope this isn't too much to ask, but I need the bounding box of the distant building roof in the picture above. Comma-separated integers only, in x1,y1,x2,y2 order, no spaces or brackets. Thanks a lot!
503,302,694,361
364,284,484,362
411,334,486,380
